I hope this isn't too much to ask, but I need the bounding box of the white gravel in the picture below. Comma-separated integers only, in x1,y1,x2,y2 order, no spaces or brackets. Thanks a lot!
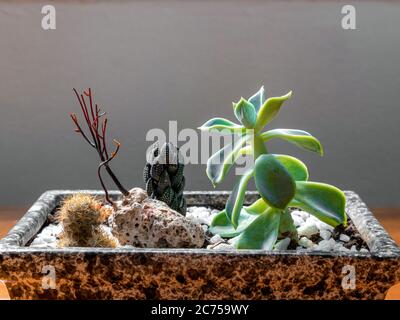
298,237,315,249
30,224,62,248
297,222,319,238
339,234,351,242
30,206,369,253
274,237,291,251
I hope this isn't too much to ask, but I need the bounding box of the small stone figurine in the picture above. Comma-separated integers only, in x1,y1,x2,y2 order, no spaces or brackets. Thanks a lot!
143,142,186,215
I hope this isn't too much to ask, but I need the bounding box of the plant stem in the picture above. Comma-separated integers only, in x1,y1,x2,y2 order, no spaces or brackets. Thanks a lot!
279,208,298,242
253,135,268,160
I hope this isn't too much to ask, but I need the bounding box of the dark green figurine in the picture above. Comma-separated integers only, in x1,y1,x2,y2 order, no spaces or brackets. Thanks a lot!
144,142,186,215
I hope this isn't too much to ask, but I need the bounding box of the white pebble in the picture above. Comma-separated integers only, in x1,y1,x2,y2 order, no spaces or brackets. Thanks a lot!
190,208,213,225
186,207,195,213
334,242,346,251
30,239,45,246
350,245,357,251
338,245,350,252
314,238,336,251
291,210,309,221
210,234,224,244
274,238,291,251
339,234,350,242
292,215,304,227
41,236,55,243
297,223,319,238
320,229,332,240
360,248,369,253
316,220,334,232
209,243,234,250
298,237,315,248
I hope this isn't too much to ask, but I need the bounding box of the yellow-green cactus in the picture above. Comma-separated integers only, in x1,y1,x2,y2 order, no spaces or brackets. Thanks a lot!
57,194,117,248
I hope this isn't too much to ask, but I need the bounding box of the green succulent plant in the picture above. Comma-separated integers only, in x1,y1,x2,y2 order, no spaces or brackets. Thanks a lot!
199,86,346,250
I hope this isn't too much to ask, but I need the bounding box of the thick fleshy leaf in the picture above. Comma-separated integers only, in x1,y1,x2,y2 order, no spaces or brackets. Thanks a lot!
235,208,281,250
226,170,254,228
233,98,257,129
291,181,346,227
209,209,258,238
248,86,265,112
254,154,296,209
206,136,248,186
255,91,292,132
244,198,269,215
274,154,309,181
261,129,323,155
198,117,245,134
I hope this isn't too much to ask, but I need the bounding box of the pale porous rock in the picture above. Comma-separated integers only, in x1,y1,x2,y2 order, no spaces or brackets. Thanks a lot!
109,188,205,248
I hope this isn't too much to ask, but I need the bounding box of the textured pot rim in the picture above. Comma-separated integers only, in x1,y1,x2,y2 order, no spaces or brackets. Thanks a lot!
0,190,399,259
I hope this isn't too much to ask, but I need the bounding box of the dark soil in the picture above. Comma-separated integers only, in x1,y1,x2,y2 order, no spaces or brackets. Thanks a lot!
331,218,368,250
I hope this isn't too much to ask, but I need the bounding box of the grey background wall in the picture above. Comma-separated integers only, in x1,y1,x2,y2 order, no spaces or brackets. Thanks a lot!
0,0,399,207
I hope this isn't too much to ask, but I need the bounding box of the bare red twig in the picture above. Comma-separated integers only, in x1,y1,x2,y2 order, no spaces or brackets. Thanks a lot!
71,88,129,204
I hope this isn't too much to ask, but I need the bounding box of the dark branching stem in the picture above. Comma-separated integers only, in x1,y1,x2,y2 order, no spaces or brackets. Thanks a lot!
98,140,122,205
71,88,129,204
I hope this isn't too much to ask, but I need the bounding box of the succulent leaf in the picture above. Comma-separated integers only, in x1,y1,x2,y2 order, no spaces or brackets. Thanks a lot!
254,154,296,209
274,154,309,181
255,91,292,132
244,198,269,215
233,98,257,129
206,136,249,185
210,198,269,238
261,129,323,155
209,209,258,238
225,169,254,228
291,181,346,227
234,208,281,250
198,117,245,134
248,86,265,112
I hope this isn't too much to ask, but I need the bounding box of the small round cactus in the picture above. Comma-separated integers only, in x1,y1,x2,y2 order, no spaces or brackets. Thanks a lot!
57,194,117,248
144,142,186,215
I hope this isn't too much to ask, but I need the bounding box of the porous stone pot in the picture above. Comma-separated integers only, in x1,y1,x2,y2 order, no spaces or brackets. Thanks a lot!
0,190,399,300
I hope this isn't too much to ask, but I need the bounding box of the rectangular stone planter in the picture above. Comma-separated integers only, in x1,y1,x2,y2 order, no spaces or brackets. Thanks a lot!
0,190,399,300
